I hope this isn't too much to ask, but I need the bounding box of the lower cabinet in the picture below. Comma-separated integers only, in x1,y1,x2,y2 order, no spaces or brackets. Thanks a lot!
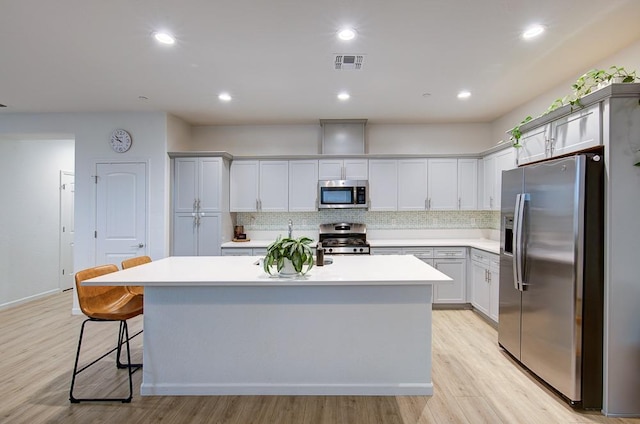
221,247,267,256
470,248,499,322
173,213,221,256
390,247,467,305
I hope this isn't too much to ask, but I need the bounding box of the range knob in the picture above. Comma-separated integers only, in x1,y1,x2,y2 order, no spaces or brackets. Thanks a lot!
328,248,333,253
353,248,357,252
359,248,364,252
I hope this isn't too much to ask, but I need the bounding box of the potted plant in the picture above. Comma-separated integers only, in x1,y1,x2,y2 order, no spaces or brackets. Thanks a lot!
263,236,314,277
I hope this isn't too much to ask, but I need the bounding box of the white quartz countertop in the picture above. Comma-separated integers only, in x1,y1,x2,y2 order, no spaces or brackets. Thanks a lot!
221,238,499,255
83,255,452,287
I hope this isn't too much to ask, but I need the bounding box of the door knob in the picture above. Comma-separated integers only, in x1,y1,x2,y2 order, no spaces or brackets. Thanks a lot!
131,243,144,248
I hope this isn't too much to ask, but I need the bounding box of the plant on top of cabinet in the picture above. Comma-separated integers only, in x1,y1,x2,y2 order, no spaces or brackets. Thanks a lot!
509,66,639,147
263,236,314,277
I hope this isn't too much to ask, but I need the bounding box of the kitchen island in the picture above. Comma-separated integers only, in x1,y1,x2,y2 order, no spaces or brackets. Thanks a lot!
84,255,451,396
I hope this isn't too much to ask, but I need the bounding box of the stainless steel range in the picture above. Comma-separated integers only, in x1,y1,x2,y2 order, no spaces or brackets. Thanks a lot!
318,223,370,255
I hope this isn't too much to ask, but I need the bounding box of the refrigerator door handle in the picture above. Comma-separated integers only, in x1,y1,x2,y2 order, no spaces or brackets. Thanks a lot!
514,193,529,291
512,194,522,291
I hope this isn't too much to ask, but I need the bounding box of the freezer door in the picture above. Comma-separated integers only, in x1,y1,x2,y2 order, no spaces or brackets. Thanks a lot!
520,155,583,402
498,167,523,358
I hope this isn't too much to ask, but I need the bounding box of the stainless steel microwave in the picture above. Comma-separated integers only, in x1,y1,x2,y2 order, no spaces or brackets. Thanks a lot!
318,180,368,209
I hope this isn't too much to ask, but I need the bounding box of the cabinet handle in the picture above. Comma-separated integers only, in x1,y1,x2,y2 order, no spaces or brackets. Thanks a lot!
193,199,198,211
485,269,488,282
458,198,461,209
428,198,431,209
197,198,201,211
424,198,428,210
489,196,493,209
487,271,491,283
256,199,259,211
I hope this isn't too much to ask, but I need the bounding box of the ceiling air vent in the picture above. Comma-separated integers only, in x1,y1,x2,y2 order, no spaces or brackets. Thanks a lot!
334,54,365,70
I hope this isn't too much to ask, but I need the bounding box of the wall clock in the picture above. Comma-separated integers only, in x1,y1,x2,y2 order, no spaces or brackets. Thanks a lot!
110,129,132,153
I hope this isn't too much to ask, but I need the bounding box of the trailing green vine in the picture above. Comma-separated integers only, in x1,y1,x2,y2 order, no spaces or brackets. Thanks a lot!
509,66,638,147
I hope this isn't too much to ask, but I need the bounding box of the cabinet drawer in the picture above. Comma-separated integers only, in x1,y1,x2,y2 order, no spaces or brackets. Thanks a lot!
403,248,434,259
221,248,253,256
370,247,403,255
433,247,466,258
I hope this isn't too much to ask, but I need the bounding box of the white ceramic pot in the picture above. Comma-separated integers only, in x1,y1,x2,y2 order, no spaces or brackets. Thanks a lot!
278,258,299,277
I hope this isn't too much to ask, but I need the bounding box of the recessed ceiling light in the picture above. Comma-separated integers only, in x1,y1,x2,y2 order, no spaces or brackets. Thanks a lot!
337,28,357,41
154,31,175,45
457,91,471,99
218,93,232,102
522,24,545,40
337,92,350,101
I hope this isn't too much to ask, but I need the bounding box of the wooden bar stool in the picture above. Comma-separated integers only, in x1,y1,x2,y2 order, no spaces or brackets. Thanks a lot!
70,264,143,403
121,255,152,296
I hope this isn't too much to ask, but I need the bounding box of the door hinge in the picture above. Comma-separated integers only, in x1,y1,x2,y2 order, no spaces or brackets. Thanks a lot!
92,175,98,184
62,269,65,275
94,230,97,238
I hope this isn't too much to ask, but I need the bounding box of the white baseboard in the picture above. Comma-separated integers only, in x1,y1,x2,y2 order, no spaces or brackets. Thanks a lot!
0,289,60,311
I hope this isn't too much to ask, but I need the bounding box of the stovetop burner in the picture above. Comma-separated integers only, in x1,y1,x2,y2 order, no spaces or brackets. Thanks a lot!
318,223,370,255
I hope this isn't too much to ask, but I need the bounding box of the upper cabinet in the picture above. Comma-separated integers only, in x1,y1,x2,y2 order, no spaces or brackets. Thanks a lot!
482,148,516,210
230,160,289,212
392,158,478,211
174,157,223,213
517,103,601,166
369,160,398,211
318,159,368,180
288,160,318,212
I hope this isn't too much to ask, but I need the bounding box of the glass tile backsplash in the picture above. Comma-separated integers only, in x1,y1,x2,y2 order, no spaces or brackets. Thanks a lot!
237,210,500,231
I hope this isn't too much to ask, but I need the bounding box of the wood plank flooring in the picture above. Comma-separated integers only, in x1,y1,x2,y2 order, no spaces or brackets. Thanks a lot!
1,291,638,424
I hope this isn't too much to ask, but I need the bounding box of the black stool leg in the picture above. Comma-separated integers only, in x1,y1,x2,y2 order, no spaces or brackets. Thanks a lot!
69,319,135,403
117,322,143,370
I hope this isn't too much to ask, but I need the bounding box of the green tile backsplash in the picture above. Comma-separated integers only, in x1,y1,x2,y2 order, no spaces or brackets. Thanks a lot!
237,210,500,231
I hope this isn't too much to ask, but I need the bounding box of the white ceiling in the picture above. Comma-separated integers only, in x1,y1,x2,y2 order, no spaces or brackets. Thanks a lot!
1,0,640,126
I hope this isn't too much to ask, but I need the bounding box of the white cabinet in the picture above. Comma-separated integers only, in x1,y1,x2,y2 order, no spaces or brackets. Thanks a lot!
551,103,601,157
259,161,289,212
370,247,404,255
470,248,499,323
405,247,467,304
230,160,288,212
288,160,318,212
398,159,428,211
172,156,228,256
398,158,476,211
482,148,516,210
517,103,601,166
427,158,458,210
457,159,478,210
368,160,398,211
230,160,259,212
222,247,267,256
174,157,223,213
318,159,368,180
517,124,550,165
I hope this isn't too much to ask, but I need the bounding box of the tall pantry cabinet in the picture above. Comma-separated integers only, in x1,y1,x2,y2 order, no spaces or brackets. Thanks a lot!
171,154,233,256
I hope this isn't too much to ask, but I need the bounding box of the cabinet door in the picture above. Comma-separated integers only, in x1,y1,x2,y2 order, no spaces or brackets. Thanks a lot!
318,159,344,180
471,260,490,316
433,259,466,303
428,158,458,210
494,149,516,211
222,248,254,256
551,103,601,157
199,158,222,212
482,155,495,210
174,158,198,213
289,160,318,212
230,161,259,212
344,159,368,180
398,159,428,211
518,125,550,165
457,159,478,210
173,213,197,256
488,256,500,322
259,161,289,212
368,160,397,211
370,247,403,255
197,213,221,256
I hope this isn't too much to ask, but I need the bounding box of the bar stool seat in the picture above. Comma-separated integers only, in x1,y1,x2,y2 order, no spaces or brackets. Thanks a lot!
121,256,152,296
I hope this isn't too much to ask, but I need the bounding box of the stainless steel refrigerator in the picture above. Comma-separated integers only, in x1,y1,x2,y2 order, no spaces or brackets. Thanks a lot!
498,152,604,409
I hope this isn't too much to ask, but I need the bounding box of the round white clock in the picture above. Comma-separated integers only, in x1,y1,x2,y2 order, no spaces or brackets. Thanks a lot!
110,129,132,153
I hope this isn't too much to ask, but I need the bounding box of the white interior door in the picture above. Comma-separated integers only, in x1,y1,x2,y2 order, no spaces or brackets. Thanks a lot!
59,171,75,290
96,162,147,265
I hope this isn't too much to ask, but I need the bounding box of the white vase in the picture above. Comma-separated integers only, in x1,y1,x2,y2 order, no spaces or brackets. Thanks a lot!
278,258,299,277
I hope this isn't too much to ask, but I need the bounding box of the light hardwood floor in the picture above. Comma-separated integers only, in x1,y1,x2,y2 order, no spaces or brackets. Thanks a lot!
1,291,638,424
